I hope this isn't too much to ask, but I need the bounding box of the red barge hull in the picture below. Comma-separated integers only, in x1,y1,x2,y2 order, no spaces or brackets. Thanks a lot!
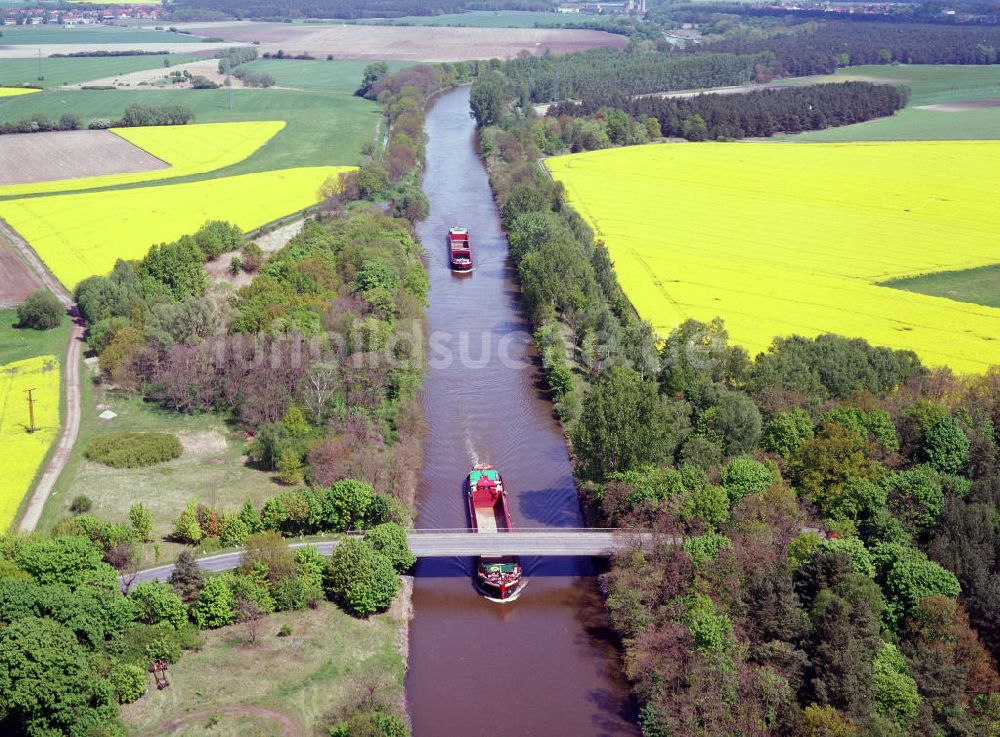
467,464,526,602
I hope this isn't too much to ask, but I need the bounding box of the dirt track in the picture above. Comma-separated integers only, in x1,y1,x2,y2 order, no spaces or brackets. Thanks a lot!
180,22,627,61
143,706,303,737
917,97,1000,112
1,219,84,534
0,130,167,186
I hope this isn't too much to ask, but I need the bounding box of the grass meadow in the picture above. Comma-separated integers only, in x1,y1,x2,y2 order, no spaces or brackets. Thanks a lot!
883,264,1000,309
38,387,280,544
548,140,1000,373
0,308,70,366
0,25,199,45
0,54,200,89
120,600,407,737
786,64,1000,141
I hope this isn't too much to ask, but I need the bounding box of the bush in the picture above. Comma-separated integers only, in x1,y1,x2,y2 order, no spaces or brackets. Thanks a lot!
70,495,93,514
324,538,399,617
365,523,415,573
16,290,63,330
191,576,235,628
109,663,147,704
85,432,182,468
330,711,408,737
241,242,263,272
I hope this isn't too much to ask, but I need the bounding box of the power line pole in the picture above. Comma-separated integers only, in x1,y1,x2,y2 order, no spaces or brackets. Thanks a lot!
24,388,37,434
37,48,42,81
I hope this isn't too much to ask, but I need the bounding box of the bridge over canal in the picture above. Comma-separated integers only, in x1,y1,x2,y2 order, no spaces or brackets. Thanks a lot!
128,529,670,585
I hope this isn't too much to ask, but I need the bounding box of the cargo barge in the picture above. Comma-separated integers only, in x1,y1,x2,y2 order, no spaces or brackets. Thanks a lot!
467,464,526,602
448,226,473,271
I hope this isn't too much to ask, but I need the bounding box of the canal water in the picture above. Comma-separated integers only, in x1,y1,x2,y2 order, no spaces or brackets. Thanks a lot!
405,86,638,736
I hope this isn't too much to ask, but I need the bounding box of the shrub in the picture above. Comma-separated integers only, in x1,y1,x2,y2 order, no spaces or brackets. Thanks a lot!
172,500,203,545
70,495,93,514
324,538,399,617
85,432,182,468
365,523,415,573
241,242,264,272
330,711,408,737
16,289,63,330
278,623,293,637
109,663,147,704
191,576,235,629
128,503,153,542
128,582,187,630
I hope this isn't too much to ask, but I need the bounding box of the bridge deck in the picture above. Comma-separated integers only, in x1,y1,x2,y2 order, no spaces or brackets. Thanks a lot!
128,529,669,585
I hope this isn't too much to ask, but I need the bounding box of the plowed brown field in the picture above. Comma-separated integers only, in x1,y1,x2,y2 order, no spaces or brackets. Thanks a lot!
181,22,627,61
0,129,168,186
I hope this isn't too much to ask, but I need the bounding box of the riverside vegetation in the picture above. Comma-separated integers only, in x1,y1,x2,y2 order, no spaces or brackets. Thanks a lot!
0,62,461,737
471,31,1000,736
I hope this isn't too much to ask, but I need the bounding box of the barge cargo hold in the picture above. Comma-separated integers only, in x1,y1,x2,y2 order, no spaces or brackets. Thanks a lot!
467,464,526,602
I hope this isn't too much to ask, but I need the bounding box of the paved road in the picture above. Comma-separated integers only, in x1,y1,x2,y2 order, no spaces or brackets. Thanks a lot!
127,530,667,586
2,219,84,533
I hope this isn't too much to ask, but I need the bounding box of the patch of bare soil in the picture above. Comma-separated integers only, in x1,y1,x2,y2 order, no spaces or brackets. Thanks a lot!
254,218,304,254
176,430,227,455
68,58,247,90
916,98,1000,112
0,232,43,307
180,22,627,61
0,129,168,186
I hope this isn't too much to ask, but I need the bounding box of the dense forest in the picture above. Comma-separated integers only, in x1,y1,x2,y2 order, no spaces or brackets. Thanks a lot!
169,0,552,20
474,70,1000,737
694,22,1000,76
481,48,764,105
548,82,908,141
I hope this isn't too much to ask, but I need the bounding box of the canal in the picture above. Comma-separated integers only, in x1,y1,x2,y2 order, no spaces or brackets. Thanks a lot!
404,86,638,736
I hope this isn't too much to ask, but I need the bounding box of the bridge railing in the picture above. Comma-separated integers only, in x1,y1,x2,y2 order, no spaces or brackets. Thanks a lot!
404,528,651,534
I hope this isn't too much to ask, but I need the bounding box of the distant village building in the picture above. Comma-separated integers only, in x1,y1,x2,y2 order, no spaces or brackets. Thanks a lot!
557,0,646,14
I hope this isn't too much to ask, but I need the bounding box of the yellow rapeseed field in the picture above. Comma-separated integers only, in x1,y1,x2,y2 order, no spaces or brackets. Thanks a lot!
547,141,1000,373
0,88,41,98
0,166,352,289
0,355,60,531
0,121,285,197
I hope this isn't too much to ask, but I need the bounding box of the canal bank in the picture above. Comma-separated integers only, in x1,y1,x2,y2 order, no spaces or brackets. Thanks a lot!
405,85,638,736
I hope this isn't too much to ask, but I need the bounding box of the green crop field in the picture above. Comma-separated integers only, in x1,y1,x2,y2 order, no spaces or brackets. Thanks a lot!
786,65,1000,141
883,264,1000,309
0,25,202,45
240,58,409,94
343,10,615,27
0,53,199,88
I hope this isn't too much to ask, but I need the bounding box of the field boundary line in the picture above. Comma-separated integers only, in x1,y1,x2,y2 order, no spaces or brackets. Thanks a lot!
0,219,84,533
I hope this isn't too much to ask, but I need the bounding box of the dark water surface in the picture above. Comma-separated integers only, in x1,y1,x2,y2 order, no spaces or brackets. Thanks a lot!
404,86,638,737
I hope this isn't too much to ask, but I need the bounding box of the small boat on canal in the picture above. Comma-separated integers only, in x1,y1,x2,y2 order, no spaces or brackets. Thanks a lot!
448,226,473,271
467,464,526,602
